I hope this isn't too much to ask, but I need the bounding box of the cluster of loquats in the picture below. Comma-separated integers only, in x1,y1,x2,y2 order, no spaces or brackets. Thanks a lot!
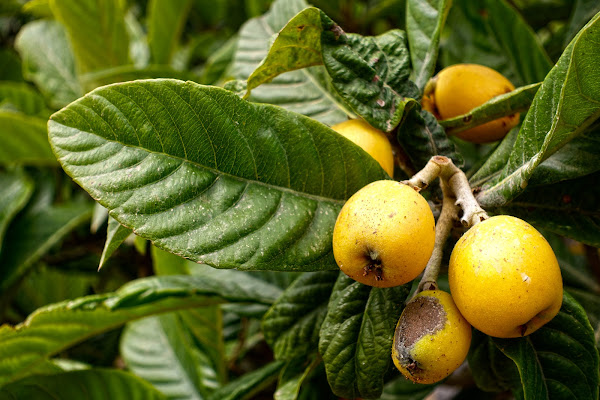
329,97,563,384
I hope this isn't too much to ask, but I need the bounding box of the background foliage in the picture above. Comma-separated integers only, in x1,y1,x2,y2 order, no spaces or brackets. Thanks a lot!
1,0,599,399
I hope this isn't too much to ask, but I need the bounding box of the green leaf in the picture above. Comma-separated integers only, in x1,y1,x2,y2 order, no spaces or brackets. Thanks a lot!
232,0,348,125
493,292,599,400
147,0,193,65
441,0,552,86
0,49,24,82
208,360,285,400
80,65,202,88
275,356,320,400
0,369,167,399
0,274,278,386
489,172,600,247
49,0,130,79
0,112,56,165
381,376,435,400
0,171,33,252
319,274,411,399
262,270,339,360
397,106,463,170
563,0,600,49
406,0,452,90
477,14,600,208
121,314,207,399
246,7,323,94
48,80,388,272
321,27,420,132
124,9,150,69
440,82,540,137
0,82,51,118
0,202,92,292
469,127,519,188
201,35,239,84
14,20,83,108
99,216,132,269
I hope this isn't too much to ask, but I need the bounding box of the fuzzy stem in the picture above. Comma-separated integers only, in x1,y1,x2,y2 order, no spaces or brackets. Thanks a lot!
413,181,458,296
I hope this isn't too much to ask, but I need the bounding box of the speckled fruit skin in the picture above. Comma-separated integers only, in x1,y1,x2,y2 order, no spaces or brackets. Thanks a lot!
449,215,563,338
392,290,472,384
331,119,395,177
332,180,435,288
433,64,519,143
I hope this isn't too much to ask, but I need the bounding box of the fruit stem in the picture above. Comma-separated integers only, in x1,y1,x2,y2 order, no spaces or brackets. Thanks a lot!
413,180,458,296
403,156,488,227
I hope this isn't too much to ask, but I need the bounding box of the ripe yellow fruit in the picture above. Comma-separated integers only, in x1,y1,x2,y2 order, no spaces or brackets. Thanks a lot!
332,180,435,288
331,119,394,177
429,64,519,143
392,290,472,384
449,215,563,338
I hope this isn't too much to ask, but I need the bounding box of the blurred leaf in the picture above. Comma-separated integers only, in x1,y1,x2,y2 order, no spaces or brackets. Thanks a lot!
231,0,348,125
397,106,463,170
0,82,51,118
440,82,540,136
90,202,108,233
477,14,600,208
207,360,285,400
14,20,83,108
0,49,24,82
0,201,92,292
121,314,208,399
99,216,132,269
48,80,388,272
0,112,56,165
406,0,451,90
0,170,33,252
441,0,552,86
49,0,130,82
0,369,167,399
563,0,600,48
201,35,239,84
468,330,520,393
124,9,150,69
319,274,411,399
493,292,599,399
147,0,193,65
80,65,202,87
274,356,320,400
262,270,338,360
490,172,600,247
0,274,279,386
381,376,435,400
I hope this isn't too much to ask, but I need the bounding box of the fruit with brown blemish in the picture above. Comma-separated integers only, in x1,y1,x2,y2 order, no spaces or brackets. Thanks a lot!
392,290,472,384
332,180,435,287
449,215,563,338
423,63,519,143
331,119,395,177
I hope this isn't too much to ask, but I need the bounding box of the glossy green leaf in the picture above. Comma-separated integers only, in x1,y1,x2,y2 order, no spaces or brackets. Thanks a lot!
397,106,463,170
493,292,599,400
49,0,130,77
121,314,207,399
490,172,600,247
147,0,192,65
246,7,323,94
321,27,419,132
0,274,279,386
0,171,33,252
262,270,338,360
0,82,51,118
99,216,132,269
14,20,82,108
0,202,92,292
440,82,540,136
441,0,552,86
406,0,452,90
48,80,388,272
0,112,56,165
319,274,411,399
232,0,348,125
477,14,600,208
208,360,285,400
0,369,167,399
